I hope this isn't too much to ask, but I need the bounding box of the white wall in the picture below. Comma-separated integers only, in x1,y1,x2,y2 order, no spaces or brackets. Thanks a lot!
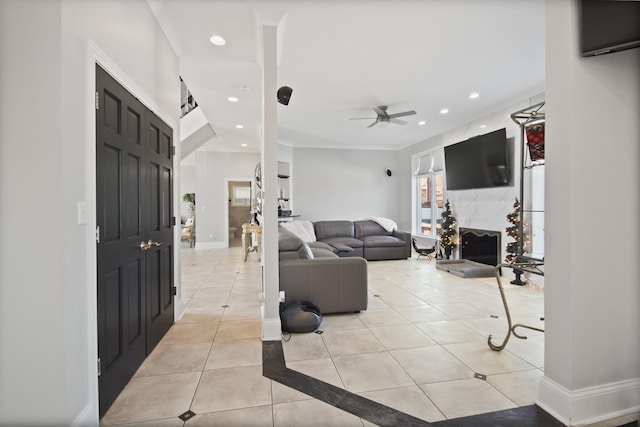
0,2,66,423
291,147,400,222
539,0,640,424
0,1,179,425
195,151,261,247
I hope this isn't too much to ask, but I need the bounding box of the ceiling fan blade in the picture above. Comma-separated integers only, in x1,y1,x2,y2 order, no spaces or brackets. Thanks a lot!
373,107,388,117
367,120,378,128
349,117,376,120
390,118,408,125
388,110,416,119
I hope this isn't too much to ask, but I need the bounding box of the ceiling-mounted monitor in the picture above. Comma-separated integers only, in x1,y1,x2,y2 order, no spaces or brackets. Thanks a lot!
581,0,640,57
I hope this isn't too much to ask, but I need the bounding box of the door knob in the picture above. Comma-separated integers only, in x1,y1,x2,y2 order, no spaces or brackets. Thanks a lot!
139,240,162,250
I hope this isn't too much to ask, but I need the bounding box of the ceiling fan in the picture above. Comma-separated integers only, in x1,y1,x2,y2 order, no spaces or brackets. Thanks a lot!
349,105,417,128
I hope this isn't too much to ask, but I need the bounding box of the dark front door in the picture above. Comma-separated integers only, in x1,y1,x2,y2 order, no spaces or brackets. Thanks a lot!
96,65,174,417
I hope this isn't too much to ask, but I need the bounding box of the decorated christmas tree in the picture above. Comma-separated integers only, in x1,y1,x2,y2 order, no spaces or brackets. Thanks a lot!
439,199,457,258
505,198,526,263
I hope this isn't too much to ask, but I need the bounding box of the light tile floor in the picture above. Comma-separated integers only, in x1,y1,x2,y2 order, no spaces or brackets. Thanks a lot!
101,243,636,426
279,256,545,423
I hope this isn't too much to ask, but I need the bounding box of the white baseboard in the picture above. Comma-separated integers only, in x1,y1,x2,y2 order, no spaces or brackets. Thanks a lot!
262,317,282,341
195,241,227,249
537,376,640,426
71,404,98,427
174,295,185,322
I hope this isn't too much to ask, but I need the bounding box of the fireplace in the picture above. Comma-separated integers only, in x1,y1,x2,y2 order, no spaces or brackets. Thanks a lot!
459,227,502,267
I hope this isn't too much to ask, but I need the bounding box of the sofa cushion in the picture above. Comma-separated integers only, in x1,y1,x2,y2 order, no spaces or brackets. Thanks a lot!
360,235,406,248
279,251,301,261
297,242,315,259
281,220,317,242
330,242,354,254
310,248,339,258
321,236,364,249
354,220,392,238
278,226,303,252
314,221,355,240
308,241,335,252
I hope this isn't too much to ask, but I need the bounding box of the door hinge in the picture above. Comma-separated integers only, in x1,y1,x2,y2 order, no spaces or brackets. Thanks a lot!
96,226,100,243
173,286,177,296
171,146,176,156
97,358,102,377
172,216,176,226
95,91,99,110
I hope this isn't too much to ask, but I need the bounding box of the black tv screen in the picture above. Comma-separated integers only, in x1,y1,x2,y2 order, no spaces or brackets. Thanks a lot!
444,128,510,191
581,0,640,57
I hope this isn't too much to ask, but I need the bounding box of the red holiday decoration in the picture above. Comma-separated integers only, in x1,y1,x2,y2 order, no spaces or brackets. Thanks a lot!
525,122,545,161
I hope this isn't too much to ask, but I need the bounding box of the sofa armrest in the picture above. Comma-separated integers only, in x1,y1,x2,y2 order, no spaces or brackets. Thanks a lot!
392,230,412,258
279,257,368,314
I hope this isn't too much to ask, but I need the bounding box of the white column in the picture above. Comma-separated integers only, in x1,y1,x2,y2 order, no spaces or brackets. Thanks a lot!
539,0,640,424
259,19,283,340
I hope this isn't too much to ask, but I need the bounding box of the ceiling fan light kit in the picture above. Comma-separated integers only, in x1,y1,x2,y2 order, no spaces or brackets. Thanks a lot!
349,105,416,128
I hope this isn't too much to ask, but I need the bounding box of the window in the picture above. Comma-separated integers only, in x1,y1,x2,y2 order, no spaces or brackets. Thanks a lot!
414,151,445,238
232,186,251,206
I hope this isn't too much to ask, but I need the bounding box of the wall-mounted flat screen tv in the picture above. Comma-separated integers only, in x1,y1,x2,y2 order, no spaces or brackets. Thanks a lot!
444,128,511,191
581,0,640,57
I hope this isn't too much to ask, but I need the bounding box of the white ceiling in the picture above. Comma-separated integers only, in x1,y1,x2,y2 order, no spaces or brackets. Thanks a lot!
148,0,545,155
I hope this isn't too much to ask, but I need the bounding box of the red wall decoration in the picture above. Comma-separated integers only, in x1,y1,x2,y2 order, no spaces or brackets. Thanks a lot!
525,123,545,161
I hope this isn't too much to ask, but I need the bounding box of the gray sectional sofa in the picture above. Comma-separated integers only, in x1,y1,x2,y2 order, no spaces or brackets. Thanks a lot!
277,219,410,314
278,226,368,314
314,220,411,261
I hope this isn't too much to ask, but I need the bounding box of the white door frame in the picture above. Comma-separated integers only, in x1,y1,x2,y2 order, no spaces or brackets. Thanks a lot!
83,39,181,423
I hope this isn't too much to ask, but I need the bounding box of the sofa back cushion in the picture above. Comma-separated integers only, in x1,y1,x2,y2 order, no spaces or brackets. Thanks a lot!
354,220,392,238
278,226,303,252
314,221,355,240
281,220,316,242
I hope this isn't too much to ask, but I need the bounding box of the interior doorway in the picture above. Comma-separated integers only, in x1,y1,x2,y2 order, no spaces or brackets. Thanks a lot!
228,180,251,247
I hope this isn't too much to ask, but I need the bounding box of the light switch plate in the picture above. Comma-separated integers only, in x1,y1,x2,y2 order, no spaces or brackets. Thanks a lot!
77,202,89,224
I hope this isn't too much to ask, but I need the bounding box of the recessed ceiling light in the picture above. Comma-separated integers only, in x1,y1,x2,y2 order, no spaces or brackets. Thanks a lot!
418,120,426,126
469,92,480,99
209,35,226,46
227,96,238,102
241,143,248,147
480,124,487,128
440,108,449,114
235,124,244,129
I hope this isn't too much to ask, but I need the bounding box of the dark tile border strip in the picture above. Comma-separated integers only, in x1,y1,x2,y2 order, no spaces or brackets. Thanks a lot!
262,340,431,427
262,340,565,427
433,405,565,427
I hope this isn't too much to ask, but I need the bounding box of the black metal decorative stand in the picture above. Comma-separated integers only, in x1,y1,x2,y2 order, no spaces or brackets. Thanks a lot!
508,102,545,285
487,103,547,351
488,257,545,351
510,268,525,285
